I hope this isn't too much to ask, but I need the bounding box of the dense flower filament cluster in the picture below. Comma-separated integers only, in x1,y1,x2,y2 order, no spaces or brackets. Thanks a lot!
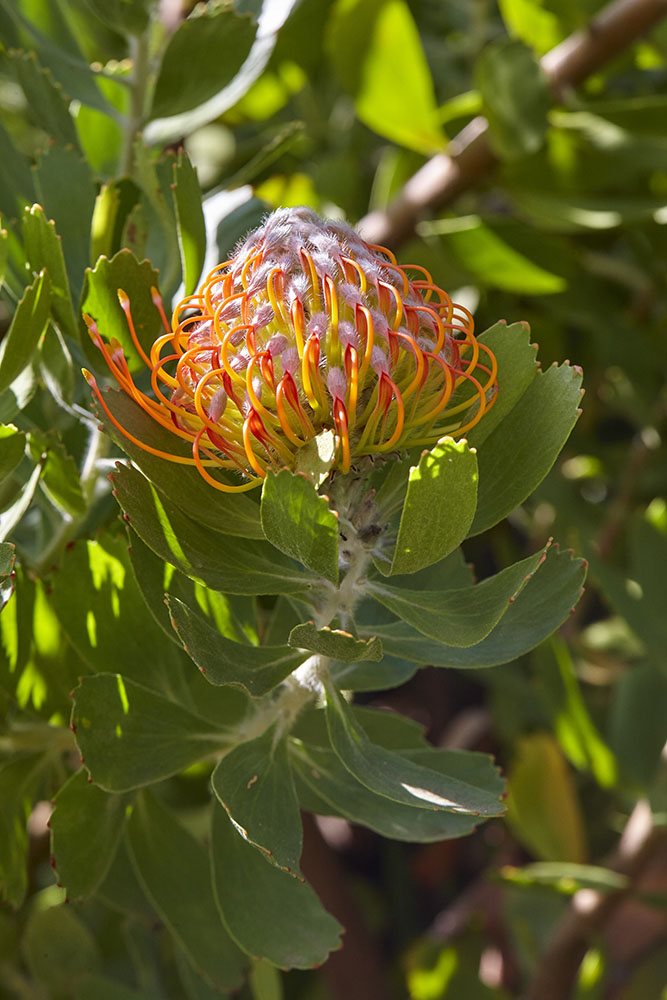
84,208,498,492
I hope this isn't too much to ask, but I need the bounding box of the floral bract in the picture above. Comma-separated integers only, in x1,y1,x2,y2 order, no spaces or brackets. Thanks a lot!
84,207,498,492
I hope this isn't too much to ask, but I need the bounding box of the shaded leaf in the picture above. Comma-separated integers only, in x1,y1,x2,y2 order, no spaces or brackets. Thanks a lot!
112,464,316,596
466,321,538,448
28,431,86,517
49,535,191,697
292,741,502,842
167,594,306,696
364,546,585,668
96,387,263,538
211,725,302,872
10,49,79,147
50,770,131,900
127,791,246,991
471,363,583,535
323,677,504,816
0,425,25,484
150,5,257,119
172,150,206,296
0,754,42,907
32,145,96,302
506,732,587,862
211,801,342,967
22,905,100,993
476,38,550,159
368,544,550,646
22,203,76,337
128,529,258,646
0,270,51,393
40,323,74,407
82,0,152,34
72,673,232,791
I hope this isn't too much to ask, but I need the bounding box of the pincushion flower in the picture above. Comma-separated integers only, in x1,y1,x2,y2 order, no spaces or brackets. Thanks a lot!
84,207,498,493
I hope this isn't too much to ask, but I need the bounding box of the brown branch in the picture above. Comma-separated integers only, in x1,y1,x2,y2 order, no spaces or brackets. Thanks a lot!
521,800,667,1000
358,0,667,249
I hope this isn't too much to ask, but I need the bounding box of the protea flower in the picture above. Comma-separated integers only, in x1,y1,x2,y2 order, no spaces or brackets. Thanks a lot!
84,207,497,493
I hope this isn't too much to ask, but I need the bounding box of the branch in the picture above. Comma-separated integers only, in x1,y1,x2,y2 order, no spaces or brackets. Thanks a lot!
521,800,666,1000
358,0,667,248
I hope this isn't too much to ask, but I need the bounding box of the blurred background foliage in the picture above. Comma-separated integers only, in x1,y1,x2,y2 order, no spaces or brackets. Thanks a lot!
0,0,666,997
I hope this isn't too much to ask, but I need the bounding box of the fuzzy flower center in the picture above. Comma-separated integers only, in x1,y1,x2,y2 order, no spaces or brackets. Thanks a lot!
84,206,498,492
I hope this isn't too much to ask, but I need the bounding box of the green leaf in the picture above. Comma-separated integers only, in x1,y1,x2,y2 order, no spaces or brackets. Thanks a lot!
0,225,7,286
95,387,263,538
506,732,587,863
610,663,667,788
40,323,75,407
476,38,550,159
22,203,77,338
466,321,538,448
368,544,550,647
82,0,152,34
49,535,190,696
211,726,302,872
0,754,42,907
211,801,342,968
0,270,51,393
112,464,317,596
27,430,86,517
323,677,504,816
288,621,383,663
292,702,428,751
329,0,445,154
0,119,35,218
0,457,43,543
127,792,246,991
498,0,564,54
75,976,156,1000
0,425,25,483
167,595,306,696
23,905,100,993
80,250,162,373
438,218,567,295
10,49,79,147
129,529,257,647
172,150,206,296
150,5,258,119
72,673,231,791
292,741,503,842
365,545,585,668
470,362,583,535
261,470,339,585
32,145,96,302
382,438,478,576
592,512,667,661
500,862,627,894
0,540,15,578
539,638,617,788
50,770,131,900
95,839,154,919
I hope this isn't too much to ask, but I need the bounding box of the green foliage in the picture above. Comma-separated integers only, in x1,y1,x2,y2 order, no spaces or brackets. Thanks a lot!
0,0,665,995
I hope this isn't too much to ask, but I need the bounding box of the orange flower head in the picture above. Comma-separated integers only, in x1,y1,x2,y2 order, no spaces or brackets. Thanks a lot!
84,207,497,492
